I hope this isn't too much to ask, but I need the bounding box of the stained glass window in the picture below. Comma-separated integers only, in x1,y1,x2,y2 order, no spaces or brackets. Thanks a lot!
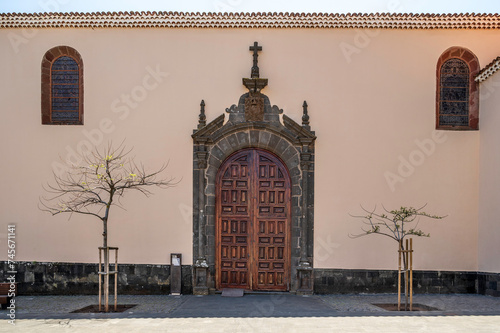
41,46,83,125
51,56,80,122
438,59,469,127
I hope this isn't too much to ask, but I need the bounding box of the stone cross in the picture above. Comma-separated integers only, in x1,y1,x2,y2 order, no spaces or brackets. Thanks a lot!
249,41,262,78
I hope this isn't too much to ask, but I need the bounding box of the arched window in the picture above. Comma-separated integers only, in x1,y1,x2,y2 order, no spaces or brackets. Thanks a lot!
42,46,83,125
436,47,479,130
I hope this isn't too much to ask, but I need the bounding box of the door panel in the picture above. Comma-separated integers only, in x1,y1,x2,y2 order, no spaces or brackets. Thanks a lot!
216,149,290,291
253,151,289,290
218,152,251,289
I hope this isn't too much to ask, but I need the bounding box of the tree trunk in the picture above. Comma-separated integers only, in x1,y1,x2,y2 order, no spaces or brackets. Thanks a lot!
399,241,409,311
401,243,409,311
102,192,112,312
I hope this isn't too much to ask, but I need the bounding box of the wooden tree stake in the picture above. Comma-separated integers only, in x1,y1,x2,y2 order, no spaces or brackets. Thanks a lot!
398,239,413,311
98,247,119,312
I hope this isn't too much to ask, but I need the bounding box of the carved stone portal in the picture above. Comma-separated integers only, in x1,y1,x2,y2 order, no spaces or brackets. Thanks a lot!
192,41,316,294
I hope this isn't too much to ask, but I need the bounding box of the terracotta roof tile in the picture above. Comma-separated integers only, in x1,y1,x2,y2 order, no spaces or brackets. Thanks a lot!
476,56,500,82
0,11,499,29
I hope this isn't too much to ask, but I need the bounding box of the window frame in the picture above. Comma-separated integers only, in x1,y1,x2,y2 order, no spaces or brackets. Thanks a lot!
436,47,479,130
41,46,84,125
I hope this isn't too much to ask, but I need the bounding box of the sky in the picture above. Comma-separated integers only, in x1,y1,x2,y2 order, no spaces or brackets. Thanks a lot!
0,0,498,14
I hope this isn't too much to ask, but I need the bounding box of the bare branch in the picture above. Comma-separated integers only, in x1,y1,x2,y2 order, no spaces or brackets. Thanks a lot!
349,204,445,243
40,141,177,249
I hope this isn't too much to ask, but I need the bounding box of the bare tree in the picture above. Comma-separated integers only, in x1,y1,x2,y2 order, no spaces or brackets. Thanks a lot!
40,142,176,311
350,205,445,310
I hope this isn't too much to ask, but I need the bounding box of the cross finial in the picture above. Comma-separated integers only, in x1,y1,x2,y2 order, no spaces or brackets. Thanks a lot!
249,41,262,79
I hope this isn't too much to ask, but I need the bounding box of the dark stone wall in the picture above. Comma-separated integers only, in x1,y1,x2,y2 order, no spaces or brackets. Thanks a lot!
314,269,397,294
3,261,499,296
1,262,192,295
314,269,481,295
478,272,500,297
414,271,477,294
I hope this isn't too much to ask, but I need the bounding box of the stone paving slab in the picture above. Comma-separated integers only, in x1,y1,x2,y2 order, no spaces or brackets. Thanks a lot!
14,295,184,315
169,294,330,318
6,293,500,318
1,294,500,332
319,294,500,313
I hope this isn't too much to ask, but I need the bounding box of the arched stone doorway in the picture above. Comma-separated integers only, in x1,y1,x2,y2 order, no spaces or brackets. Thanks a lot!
216,148,291,291
191,42,316,295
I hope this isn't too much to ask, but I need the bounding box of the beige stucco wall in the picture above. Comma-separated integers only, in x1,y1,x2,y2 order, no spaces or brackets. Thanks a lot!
0,27,498,270
478,70,500,274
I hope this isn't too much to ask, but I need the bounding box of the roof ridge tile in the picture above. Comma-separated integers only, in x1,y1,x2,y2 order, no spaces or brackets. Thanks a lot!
475,56,500,82
1,11,499,29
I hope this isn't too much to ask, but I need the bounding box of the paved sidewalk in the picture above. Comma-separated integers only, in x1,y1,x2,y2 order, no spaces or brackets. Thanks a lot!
1,293,500,332
10,293,500,317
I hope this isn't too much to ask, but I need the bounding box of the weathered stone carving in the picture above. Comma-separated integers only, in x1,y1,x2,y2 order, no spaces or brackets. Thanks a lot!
244,93,265,122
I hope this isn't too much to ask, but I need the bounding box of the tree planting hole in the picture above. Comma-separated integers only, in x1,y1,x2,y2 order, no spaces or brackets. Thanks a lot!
71,304,137,313
373,303,440,311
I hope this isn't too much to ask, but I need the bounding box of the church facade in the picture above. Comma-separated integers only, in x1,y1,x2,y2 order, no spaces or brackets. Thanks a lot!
1,12,500,296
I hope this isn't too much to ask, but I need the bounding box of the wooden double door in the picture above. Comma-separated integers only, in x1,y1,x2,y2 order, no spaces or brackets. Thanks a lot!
216,149,291,291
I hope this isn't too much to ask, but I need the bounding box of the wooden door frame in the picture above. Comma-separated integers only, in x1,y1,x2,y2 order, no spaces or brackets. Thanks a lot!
215,148,292,291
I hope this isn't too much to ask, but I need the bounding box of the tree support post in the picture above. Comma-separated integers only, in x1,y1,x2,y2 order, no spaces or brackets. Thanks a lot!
398,239,413,311
98,247,118,312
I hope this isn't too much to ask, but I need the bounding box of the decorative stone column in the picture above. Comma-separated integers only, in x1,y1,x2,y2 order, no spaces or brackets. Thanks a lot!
296,104,315,294
192,101,209,295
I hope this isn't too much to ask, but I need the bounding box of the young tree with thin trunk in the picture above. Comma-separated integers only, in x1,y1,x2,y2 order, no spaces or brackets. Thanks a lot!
350,205,445,310
40,142,175,311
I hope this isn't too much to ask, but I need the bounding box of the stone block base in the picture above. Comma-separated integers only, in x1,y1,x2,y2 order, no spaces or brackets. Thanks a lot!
1,261,192,295
478,272,500,297
313,269,498,295
2,262,499,297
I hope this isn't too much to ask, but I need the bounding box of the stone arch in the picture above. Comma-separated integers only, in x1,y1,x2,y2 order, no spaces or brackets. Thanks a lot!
206,129,302,185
